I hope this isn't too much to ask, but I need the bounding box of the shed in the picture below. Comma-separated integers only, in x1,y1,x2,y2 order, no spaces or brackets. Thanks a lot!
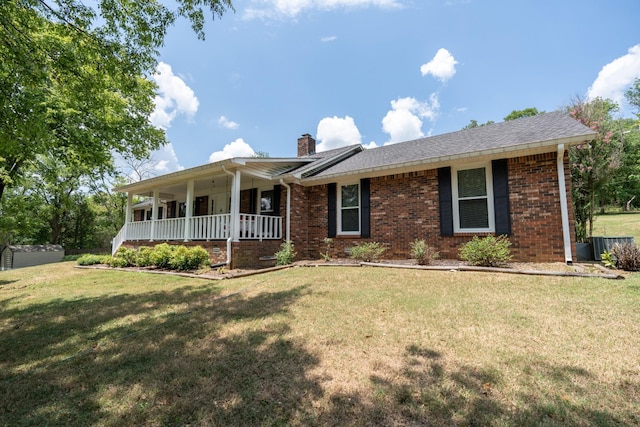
0,245,65,270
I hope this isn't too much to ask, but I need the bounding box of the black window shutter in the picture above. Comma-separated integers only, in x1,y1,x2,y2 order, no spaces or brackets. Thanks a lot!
492,159,511,235
360,178,371,238
273,185,281,216
328,183,337,238
438,167,454,236
249,188,258,214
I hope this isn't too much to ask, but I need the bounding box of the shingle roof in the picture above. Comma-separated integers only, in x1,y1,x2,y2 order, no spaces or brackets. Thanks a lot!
304,111,596,182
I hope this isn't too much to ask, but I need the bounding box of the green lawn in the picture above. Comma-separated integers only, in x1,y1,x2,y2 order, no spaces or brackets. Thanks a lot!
1,262,639,426
593,211,640,241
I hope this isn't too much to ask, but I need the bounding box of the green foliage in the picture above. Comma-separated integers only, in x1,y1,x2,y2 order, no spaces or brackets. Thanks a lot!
104,255,129,268
503,107,541,121
410,239,439,265
567,97,623,241
149,243,175,269
320,237,333,261
169,246,210,271
601,251,617,269
136,247,154,267
275,240,297,266
114,247,137,267
610,242,640,271
349,242,386,262
76,254,107,266
0,0,234,203
459,235,513,267
461,119,495,130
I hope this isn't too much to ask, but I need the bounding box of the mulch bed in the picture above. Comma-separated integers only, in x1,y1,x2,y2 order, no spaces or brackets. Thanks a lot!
77,259,626,280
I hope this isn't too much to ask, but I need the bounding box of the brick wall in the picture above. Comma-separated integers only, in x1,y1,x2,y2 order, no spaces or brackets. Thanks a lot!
290,151,576,263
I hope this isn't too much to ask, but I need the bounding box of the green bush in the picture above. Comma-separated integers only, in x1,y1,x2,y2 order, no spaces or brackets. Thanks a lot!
349,241,386,262
112,247,137,267
410,239,439,265
150,243,175,269
610,242,640,271
104,255,129,268
169,245,210,271
275,240,297,265
76,254,107,266
459,235,512,267
136,247,154,267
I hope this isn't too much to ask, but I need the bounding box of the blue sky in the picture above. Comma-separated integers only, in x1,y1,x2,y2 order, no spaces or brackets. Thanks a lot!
145,0,640,174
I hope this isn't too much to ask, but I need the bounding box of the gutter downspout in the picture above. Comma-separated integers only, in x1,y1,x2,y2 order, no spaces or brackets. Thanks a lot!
223,166,235,266
279,179,291,241
557,144,573,264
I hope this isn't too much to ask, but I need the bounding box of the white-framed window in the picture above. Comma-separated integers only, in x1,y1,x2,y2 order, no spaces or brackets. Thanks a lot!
338,183,360,234
452,163,495,233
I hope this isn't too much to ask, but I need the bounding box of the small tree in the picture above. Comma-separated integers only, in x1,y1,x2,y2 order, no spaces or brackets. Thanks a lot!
567,97,623,241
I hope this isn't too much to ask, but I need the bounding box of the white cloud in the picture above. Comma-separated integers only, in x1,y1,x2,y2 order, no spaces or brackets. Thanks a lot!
321,35,338,42
150,62,199,129
316,116,363,152
209,138,256,162
587,44,640,105
152,144,185,173
420,48,458,83
381,94,439,144
218,115,240,130
243,0,402,19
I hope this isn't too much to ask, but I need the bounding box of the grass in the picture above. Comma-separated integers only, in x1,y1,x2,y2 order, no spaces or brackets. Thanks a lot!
1,262,639,426
593,211,640,241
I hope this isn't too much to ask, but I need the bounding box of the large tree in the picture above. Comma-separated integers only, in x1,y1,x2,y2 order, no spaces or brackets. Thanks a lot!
0,0,233,202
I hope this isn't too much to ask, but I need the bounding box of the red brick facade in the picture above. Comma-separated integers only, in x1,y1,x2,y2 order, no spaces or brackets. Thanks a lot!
288,151,576,263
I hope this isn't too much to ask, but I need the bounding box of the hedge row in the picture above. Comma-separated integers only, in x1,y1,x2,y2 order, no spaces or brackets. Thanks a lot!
77,244,211,271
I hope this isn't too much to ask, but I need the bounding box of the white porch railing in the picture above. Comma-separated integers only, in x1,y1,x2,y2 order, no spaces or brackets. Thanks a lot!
112,214,282,255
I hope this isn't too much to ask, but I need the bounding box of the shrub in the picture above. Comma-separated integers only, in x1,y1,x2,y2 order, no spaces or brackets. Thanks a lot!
76,254,107,266
410,239,439,265
104,255,130,268
610,242,640,271
136,247,154,267
170,245,210,271
349,241,386,262
113,247,137,267
459,235,512,267
320,237,333,261
275,240,297,265
150,243,175,269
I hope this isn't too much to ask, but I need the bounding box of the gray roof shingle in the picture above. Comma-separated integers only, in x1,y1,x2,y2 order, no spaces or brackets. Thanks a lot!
305,111,595,181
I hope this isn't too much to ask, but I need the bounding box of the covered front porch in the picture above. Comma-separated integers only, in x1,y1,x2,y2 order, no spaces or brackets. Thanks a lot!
111,157,309,264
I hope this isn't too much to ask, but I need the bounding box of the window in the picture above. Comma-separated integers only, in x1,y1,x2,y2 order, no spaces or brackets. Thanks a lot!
260,190,274,213
452,164,494,232
338,183,360,234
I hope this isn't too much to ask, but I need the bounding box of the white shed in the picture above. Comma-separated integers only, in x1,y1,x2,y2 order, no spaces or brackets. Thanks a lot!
0,245,65,270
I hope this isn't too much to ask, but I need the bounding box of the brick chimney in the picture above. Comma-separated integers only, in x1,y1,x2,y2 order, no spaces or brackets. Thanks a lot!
297,133,316,157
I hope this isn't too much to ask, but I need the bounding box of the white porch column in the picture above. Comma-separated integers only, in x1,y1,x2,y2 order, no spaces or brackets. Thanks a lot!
150,189,159,241
557,144,573,264
184,179,194,241
232,170,241,242
125,193,133,224
280,179,291,241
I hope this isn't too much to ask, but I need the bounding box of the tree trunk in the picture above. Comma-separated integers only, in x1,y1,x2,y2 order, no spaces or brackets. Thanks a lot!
625,196,636,212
